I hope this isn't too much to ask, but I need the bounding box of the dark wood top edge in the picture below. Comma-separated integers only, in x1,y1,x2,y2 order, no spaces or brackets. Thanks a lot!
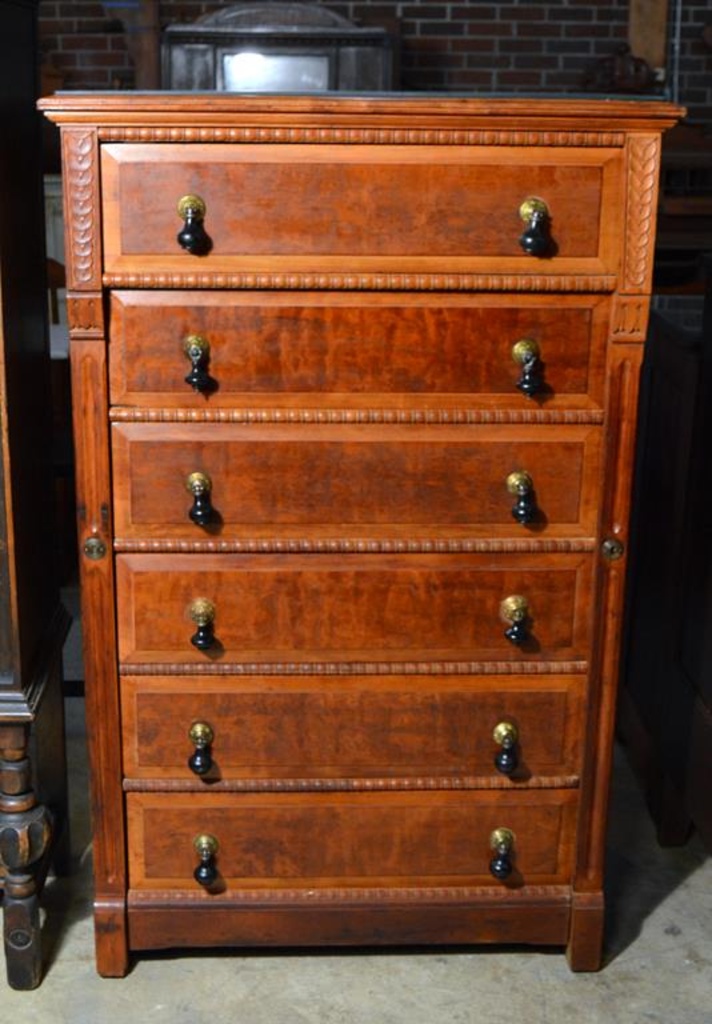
38,92,686,129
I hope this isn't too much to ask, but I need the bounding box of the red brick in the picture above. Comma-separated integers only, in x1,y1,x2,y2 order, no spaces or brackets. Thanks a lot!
51,52,79,69
451,38,501,54
563,24,616,39
61,35,109,51
450,6,498,19
38,19,76,37
465,22,513,38
497,5,549,21
57,2,105,16
79,50,130,68
450,70,498,88
499,39,545,54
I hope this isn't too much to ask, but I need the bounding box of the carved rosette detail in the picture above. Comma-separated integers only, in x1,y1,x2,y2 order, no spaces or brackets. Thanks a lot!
63,129,99,289
611,295,649,341
103,272,617,293
66,293,105,337
97,126,625,148
624,135,660,293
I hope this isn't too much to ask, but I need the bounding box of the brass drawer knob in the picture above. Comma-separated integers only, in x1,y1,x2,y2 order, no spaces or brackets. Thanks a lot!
188,721,214,776
193,833,219,888
500,594,530,647
518,196,552,257
183,334,216,394
177,194,211,255
493,721,519,776
489,827,515,880
186,471,215,527
189,598,217,651
511,337,544,398
506,470,538,525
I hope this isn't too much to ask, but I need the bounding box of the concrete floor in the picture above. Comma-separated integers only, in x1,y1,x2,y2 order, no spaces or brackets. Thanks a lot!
1,696,710,1023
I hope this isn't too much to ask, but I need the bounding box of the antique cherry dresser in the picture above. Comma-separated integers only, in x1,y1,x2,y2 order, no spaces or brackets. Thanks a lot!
40,93,681,976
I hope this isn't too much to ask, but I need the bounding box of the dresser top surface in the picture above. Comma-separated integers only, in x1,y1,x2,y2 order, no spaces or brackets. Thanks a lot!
39,91,685,132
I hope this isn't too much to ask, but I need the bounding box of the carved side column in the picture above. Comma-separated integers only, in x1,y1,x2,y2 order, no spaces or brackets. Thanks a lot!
0,723,53,990
62,125,129,977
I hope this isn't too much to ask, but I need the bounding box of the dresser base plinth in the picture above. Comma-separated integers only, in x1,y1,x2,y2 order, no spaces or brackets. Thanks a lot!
120,889,589,969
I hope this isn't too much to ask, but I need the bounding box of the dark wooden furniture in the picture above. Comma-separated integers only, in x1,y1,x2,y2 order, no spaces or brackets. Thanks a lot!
161,3,395,92
654,124,712,293
620,260,712,852
39,93,680,978
0,0,70,991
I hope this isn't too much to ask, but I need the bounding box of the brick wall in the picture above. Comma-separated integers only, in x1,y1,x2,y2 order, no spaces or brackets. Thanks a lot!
670,2,712,124
39,1,133,89
38,1,712,125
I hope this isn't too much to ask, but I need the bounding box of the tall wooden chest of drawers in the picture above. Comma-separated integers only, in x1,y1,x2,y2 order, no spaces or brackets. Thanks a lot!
40,94,681,976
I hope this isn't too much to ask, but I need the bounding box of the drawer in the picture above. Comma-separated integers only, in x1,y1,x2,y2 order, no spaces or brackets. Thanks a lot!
111,423,602,545
108,291,609,410
115,552,594,667
126,789,578,891
101,143,622,277
121,673,585,782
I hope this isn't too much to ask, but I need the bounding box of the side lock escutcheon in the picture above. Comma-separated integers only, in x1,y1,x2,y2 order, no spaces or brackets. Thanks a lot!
601,537,625,561
83,536,107,560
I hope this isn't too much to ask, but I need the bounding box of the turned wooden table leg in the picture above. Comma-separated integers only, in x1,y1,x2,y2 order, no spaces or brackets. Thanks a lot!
0,723,53,990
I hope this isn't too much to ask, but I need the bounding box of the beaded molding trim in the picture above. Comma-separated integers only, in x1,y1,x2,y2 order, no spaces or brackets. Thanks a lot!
97,126,626,148
128,884,571,906
113,538,597,555
120,660,589,677
108,408,605,425
102,271,618,293
123,775,580,794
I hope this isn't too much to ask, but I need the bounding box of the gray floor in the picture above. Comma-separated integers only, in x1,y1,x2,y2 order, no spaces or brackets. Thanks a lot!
1,695,710,1022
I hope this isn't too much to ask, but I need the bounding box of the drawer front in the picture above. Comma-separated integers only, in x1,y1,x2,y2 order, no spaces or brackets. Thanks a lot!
121,673,586,782
108,291,609,409
126,789,578,891
101,143,622,276
115,552,594,666
111,423,602,543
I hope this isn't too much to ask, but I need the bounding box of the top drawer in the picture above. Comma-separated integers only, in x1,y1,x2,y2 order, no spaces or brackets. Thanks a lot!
100,143,623,279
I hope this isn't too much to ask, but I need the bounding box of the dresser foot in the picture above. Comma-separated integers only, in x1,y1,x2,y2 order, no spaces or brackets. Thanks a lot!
94,899,130,977
3,869,46,989
566,891,605,971
0,725,53,989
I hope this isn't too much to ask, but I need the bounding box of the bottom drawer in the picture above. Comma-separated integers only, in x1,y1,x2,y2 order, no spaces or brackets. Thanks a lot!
127,789,577,893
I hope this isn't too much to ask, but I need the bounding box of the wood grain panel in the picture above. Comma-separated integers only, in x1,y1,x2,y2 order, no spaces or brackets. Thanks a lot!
120,672,585,782
108,291,609,409
100,143,622,277
126,789,578,890
111,422,601,542
115,552,594,666
126,897,572,953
